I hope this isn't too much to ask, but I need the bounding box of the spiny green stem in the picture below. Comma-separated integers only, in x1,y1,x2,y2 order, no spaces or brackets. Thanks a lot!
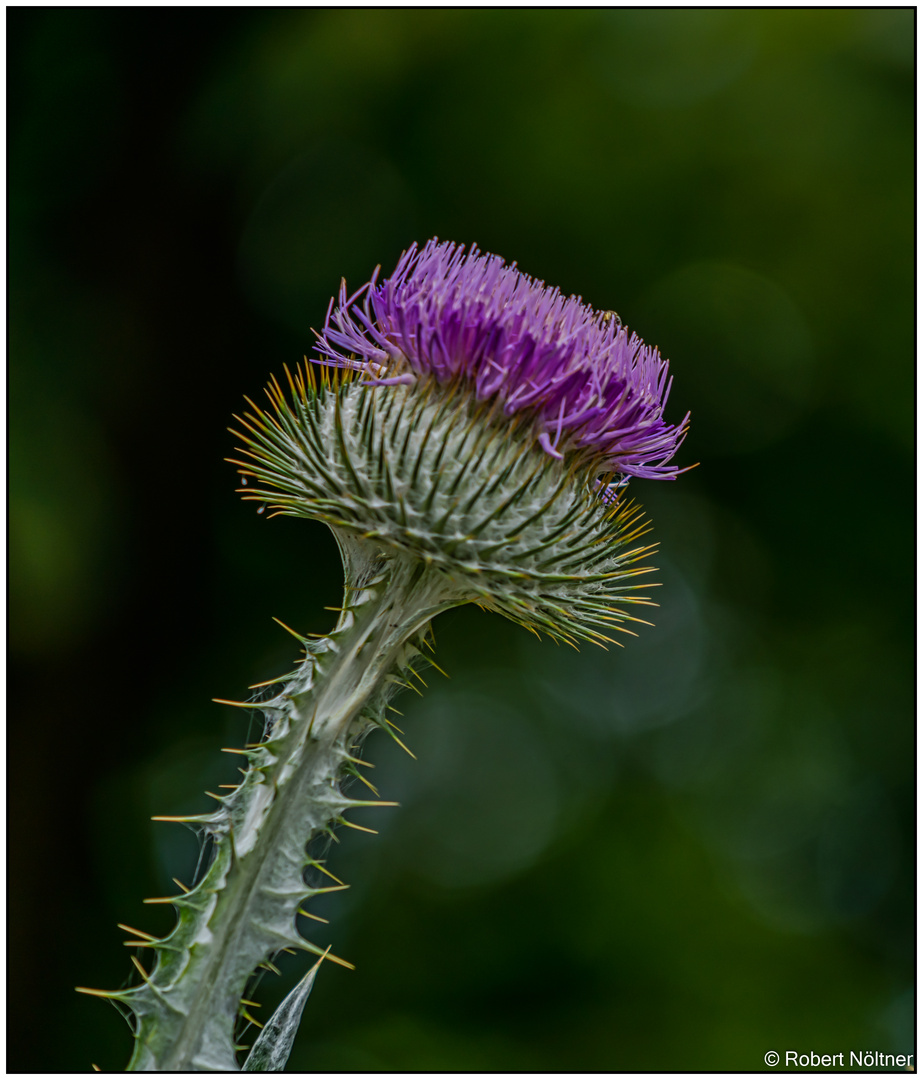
118,534,463,1071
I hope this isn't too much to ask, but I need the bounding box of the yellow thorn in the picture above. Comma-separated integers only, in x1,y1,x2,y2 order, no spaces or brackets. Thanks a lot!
283,361,298,395
143,896,178,905
258,960,282,975
220,747,249,755
297,908,330,924
248,676,285,689
92,1064,101,1072
268,371,285,402
313,945,333,965
205,791,223,801
241,1009,264,1029
351,771,380,796
310,862,346,886
218,783,239,790
282,948,297,955
117,923,156,941
320,949,355,971
386,730,417,760
212,698,256,709
240,998,262,1008
130,956,150,981
272,616,306,641
172,878,190,894
390,676,422,697
304,944,334,974
75,986,120,999
339,818,379,835
150,814,201,823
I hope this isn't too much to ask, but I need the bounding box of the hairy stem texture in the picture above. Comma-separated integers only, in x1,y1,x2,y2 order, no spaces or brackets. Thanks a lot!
119,534,460,1071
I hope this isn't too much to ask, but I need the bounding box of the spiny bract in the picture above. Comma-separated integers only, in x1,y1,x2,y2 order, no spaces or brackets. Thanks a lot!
231,364,658,646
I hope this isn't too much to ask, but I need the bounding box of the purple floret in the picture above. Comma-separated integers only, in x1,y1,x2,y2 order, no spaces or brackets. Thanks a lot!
314,239,689,480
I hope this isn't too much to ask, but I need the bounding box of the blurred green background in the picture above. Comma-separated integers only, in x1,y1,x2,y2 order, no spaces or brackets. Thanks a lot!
9,9,914,1073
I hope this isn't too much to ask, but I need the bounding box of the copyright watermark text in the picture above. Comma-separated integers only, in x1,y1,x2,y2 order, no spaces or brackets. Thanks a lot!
764,1050,914,1069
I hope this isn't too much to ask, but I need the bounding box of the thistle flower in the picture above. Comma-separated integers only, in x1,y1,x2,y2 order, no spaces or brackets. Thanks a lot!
86,241,690,1073
237,239,690,646
315,238,689,481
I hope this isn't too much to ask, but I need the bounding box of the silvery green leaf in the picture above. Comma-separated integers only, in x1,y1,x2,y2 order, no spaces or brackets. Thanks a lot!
242,957,325,1072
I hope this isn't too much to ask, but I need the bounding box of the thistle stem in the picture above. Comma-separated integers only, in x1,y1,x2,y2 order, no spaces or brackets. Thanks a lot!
124,534,461,1071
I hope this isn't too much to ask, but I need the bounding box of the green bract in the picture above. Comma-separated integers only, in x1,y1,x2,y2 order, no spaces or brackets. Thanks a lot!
232,364,657,648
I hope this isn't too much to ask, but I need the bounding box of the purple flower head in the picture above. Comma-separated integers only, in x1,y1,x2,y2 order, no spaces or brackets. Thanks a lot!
314,239,690,480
